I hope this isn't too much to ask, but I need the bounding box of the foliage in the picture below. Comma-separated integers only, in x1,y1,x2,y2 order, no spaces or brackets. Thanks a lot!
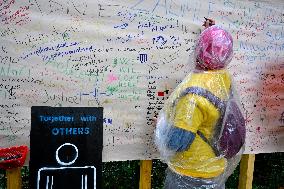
0,169,5,189
226,164,240,189
103,160,140,189
253,153,284,189
151,159,167,189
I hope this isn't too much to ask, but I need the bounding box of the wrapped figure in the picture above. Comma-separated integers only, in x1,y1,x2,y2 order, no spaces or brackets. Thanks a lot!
155,24,246,189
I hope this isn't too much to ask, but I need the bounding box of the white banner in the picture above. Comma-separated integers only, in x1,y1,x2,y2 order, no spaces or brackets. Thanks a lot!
0,0,283,161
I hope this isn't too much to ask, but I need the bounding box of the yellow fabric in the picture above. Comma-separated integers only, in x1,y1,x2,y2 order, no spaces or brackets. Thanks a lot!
168,70,231,178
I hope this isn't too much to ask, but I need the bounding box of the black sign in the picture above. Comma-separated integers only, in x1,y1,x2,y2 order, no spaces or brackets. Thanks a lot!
30,106,103,189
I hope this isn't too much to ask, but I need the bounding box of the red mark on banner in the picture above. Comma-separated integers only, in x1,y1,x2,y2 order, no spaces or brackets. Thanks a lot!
158,92,164,96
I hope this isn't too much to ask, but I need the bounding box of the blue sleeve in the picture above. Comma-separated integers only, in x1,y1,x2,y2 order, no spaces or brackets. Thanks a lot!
166,127,195,152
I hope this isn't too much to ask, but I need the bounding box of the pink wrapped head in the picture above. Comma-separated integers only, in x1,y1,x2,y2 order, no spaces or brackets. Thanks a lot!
195,26,233,70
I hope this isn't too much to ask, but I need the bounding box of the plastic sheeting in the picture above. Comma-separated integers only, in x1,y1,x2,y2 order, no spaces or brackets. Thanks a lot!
155,26,245,188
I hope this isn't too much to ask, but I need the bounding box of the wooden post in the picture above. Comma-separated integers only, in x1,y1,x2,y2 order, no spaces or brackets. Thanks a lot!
6,168,22,189
238,154,255,189
139,160,152,189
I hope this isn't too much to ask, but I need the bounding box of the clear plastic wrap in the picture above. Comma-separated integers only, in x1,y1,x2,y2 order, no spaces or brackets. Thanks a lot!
195,25,233,70
155,26,245,189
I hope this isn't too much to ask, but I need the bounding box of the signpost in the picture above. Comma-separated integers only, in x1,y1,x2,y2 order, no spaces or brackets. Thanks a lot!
30,107,103,189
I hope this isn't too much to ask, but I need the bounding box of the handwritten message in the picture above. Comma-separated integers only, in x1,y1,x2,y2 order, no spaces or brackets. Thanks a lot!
0,0,283,161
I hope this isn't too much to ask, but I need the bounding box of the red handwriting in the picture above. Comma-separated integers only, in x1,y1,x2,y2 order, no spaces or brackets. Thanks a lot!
0,0,31,25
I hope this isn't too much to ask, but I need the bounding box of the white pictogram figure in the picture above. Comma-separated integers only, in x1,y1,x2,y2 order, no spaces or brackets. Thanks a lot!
37,143,96,189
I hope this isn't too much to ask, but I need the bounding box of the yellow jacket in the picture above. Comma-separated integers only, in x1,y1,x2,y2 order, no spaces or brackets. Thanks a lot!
166,70,231,178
